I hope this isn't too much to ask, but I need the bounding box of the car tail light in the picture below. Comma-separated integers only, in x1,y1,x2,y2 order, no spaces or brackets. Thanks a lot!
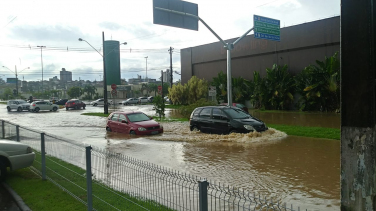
72,102,75,105
32,103,36,106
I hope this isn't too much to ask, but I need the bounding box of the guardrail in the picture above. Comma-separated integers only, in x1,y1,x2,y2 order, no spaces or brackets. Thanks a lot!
1,119,302,211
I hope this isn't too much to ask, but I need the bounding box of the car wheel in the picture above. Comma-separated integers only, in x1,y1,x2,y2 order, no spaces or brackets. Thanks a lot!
93,103,97,106
17,107,22,112
83,106,86,109
130,130,136,135
7,107,11,112
191,126,200,132
229,130,237,134
66,107,69,110
35,108,40,112
106,127,112,132
0,160,6,182
53,107,57,112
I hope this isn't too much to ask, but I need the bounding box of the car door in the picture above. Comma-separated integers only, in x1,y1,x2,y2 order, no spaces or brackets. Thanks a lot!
198,108,212,133
211,108,230,134
108,113,119,132
118,114,130,133
98,99,104,105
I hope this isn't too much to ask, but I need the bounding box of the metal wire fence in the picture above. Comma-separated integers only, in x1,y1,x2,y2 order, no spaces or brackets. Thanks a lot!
1,119,303,211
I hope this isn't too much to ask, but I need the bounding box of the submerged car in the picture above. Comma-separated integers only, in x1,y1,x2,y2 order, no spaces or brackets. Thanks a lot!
189,106,268,134
65,99,86,110
6,100,30,112
0,139,35,181
30,101,59,112
106,111,163,135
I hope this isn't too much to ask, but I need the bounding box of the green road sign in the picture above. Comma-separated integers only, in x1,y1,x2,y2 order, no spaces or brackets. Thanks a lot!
254,15,280,41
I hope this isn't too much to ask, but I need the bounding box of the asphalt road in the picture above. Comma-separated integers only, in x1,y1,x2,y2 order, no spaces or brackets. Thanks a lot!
0,184,20,211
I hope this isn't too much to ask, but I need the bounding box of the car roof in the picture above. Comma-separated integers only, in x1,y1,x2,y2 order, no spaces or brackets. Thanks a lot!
111,111,143,115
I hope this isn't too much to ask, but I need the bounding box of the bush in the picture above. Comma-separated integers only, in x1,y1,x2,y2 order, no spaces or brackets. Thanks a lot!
177,99,216,118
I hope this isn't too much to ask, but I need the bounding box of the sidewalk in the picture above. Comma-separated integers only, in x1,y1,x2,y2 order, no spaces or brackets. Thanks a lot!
0,182,30,211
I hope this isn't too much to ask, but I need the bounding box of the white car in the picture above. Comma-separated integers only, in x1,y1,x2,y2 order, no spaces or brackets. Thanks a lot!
6,100,30,112
0,140,35,181
30,101,59,112
122,98,139,105
90,98,112,106
138,97,148,104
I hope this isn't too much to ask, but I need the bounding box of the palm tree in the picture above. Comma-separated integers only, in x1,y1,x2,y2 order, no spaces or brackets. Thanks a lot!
148,84,158,96
141,83,150,96
83,85,97,100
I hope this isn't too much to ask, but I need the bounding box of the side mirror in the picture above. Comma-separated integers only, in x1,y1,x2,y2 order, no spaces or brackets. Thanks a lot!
149,116,153,120
121,120,128,124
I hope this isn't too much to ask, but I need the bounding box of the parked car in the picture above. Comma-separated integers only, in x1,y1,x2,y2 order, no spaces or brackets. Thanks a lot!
65,99,86,110
30,101,59,112
189,106,268,134
138,97,148,104
122,98,139,105
163,96,172,104
90,98,112,106
220,103,249,113
147,96,154,103
6,100,30,112
55,99,68,105
106,111,163,135
0,139,35,181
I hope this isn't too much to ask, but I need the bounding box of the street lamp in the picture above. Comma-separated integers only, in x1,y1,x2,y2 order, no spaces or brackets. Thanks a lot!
79,34,127,114
37,46,46,92
145,56,148,82
2,65,29,96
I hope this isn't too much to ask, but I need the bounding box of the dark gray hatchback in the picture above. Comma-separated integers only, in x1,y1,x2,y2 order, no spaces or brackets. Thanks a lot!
189,106,268,134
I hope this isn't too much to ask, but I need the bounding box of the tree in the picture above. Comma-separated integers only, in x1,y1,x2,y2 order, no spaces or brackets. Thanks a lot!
83,85,97,100
211,71,227,103
1,88,13,100
141,83,150,96
168,83,188,105
152,95,165,120
148,83,158,96
67,86,83,98
186,76,208,104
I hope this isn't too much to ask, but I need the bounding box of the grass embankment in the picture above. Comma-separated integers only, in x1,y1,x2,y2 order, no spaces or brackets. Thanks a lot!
6,153,172,211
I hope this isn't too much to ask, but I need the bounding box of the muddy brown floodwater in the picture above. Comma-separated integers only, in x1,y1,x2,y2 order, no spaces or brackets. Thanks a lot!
0,104,340,210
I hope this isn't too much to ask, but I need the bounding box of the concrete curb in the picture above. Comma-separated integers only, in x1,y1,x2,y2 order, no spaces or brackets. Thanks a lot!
1,182,31,211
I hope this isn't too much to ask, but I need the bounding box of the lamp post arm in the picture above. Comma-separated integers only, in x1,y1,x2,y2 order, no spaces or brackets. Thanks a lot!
83,40,103,57
233,27,254,46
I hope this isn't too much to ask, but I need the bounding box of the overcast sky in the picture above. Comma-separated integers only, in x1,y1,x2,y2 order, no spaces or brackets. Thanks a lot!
0,0,340,83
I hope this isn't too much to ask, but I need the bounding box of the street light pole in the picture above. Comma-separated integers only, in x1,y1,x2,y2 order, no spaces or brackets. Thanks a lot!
2,65,29,96
78,35,127,114
37,46,46,92
145,56,148,82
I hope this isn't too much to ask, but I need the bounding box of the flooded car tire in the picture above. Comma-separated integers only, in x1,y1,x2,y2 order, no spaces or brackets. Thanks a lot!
35,108,40,113
93,103,97,106
191,126,199,132
53,107,57,112
130,131,136,135
229,130,237,134
66,107,69,110
6,107,11,112
17,107,22,112
106,127,111,132
83,106,86,109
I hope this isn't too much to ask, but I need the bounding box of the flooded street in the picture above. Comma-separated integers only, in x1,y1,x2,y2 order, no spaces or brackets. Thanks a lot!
0,103,340,210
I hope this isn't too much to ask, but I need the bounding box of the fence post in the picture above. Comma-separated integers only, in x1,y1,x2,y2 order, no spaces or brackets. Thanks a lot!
41,133,46,180
16,125,20,142
1,121,4,139
198,179,209,211
86,146,93,211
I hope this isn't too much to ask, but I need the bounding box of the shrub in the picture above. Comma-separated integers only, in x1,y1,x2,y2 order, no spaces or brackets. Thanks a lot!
177,99,216,118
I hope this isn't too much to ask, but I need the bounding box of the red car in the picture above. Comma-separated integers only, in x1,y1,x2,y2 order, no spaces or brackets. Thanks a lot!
65,99,86,110
106,111,163,135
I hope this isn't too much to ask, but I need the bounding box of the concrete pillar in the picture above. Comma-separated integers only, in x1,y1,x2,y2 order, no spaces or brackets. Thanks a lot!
341,0,376,210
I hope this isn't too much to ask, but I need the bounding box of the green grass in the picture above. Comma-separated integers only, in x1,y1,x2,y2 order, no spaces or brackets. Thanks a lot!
81,112,110,117
0,102,6,104
7,152,173,211
268,124,340,140
6,169,87,211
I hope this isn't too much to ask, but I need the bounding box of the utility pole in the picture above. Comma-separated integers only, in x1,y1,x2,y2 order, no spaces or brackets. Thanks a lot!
102,32,109,114
37,46,46,92
161,70,164,99
145,56,148,82
168,47,173,88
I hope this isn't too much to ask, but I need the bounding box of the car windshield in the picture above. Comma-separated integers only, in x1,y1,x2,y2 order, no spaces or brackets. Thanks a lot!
223,108,250,119
126,113,151,122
